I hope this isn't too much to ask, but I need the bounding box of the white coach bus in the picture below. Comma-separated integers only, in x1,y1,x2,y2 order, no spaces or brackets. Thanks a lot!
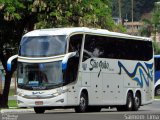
7,27,154,113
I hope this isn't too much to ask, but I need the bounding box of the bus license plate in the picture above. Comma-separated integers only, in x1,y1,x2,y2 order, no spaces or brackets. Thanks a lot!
35,101,43,105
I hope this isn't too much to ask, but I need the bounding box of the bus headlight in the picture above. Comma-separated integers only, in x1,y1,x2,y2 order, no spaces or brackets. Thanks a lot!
18,92,25,97
52,92,59,97
17,100,24,104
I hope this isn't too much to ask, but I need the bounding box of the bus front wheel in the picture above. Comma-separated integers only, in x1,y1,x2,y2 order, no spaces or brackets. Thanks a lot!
155,86,160,96
34,107,45,114
125,92,133,111
75,92,88,113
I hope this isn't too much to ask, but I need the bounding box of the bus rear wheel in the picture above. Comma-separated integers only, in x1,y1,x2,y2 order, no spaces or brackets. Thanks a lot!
34,107,45,114
117,92,133,111
133,93,141,111
75,92,88,113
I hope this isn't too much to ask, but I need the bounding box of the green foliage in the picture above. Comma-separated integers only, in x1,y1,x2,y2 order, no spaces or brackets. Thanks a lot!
152,10,160,32
0,0,25,20
0,0,123,32
8,100,17,108
9,88,16,96
34,0,116,30
153,41,160,54
139,2,160,37
155,96,160,99
140,19,153,37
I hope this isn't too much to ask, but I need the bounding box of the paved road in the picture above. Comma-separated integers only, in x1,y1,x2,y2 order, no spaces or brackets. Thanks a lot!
1,100,160,120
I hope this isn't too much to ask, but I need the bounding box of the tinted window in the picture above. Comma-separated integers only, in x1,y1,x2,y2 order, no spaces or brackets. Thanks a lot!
155,58,160,71
64,34,83,83
69,34,83,56
83,35,153,61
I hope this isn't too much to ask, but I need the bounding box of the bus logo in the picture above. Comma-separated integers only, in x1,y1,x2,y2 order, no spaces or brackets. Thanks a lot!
89,59,109,77
32,91,44,95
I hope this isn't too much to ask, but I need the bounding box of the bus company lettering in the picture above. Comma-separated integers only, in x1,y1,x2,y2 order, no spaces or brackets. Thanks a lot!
89,59,109,77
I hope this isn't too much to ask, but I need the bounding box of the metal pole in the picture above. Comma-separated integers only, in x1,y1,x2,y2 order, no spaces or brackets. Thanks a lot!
119,0,122,24
131,0,134,34
14,72,17,95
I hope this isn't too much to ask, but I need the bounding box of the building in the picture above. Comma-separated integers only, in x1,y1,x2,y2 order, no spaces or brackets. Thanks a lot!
113,17,122,25
124,22,143,36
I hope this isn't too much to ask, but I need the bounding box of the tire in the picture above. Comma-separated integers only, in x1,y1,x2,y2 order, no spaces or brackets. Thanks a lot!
155,86,160,96
34,107,45,114
75,92,88,113
125,92,133,111
133,93,141,111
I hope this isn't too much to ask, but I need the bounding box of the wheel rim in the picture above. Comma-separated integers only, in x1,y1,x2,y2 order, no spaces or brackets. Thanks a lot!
135,96,140,107
157,89,160,95
127,94,133,109
128,98,132,108
80,97,86,110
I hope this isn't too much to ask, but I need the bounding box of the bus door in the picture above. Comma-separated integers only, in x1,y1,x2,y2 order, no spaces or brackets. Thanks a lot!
66,34,83,105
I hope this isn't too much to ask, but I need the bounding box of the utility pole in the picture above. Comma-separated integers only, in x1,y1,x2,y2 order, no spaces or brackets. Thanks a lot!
131,0,134,34
119,0,122,24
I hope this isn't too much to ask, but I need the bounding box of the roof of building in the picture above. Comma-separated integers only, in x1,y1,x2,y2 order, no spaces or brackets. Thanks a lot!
124,22,143,26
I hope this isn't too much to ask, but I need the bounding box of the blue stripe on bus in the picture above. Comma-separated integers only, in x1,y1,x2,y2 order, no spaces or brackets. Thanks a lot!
118,61,153,88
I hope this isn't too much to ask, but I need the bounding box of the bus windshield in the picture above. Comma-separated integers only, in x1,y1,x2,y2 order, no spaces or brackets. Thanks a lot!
19,35,66,57
17,61,64,90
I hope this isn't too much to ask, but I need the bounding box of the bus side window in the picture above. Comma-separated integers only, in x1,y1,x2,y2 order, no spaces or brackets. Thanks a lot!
83,35,105,61
65,34,83,84
155,58,160,71
69,34,83,55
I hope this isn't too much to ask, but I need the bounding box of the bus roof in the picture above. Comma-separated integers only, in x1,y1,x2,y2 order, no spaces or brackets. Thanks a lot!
23,27,151,41
154,55,160,58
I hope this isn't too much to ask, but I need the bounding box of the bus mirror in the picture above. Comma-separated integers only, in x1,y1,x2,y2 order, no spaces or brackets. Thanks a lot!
62,52,76,71
7,54,18,71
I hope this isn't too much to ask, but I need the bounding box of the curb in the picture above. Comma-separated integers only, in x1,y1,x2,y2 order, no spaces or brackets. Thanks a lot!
154,99,160,101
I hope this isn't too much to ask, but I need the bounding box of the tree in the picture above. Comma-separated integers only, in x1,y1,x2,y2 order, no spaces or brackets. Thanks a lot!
34,0,116,30
140,2,160,37
139,1,160,54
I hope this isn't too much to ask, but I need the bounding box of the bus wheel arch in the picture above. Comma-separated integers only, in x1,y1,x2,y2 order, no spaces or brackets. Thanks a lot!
133,90,141,111
75,89,88,113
